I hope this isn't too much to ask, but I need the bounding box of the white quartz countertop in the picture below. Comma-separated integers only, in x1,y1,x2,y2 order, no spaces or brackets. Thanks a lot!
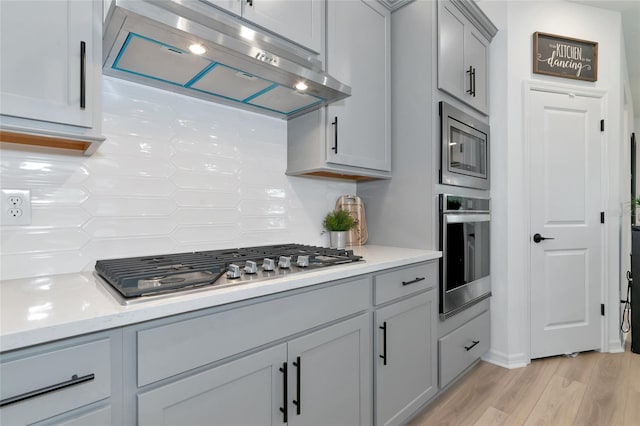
0,245,441,352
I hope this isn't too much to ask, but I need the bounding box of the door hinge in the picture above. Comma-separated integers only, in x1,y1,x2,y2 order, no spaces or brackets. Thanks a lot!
601,303,605,316
601,212,605,223
600,119,605,132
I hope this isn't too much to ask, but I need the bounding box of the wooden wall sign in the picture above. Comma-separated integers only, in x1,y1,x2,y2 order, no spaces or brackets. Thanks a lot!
533,32,598,82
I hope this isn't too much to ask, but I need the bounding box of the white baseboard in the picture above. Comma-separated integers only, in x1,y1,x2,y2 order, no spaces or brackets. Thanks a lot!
482,348,528,369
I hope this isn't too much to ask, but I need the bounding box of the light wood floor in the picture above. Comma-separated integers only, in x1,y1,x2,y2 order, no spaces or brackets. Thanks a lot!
408,339,640,426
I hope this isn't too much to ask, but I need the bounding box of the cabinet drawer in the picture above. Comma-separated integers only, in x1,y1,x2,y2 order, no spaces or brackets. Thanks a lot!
0,339,111,425
439,310,490,388
374,262,437,305
137,277,370,386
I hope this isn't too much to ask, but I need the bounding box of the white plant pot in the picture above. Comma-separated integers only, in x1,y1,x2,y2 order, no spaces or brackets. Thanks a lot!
329,231,347,249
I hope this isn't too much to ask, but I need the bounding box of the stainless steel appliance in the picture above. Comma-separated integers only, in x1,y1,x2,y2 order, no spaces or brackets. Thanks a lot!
102,0,350,119
440,102,490,190
439,194,491,319
95,244,363,305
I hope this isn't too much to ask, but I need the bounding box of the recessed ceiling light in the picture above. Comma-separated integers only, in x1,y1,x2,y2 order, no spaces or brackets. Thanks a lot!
189,43,206,55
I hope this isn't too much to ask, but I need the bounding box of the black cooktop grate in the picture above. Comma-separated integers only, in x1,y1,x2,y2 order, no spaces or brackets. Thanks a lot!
95,244,362,299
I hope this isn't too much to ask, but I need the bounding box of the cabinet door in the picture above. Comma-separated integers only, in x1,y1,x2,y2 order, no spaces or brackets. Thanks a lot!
0,0,94,127
243,0,322,53
287,314,371,426
326,0,391,172
465,26,489,113
375,291,437,426
138,344,287,426
437,0,466,102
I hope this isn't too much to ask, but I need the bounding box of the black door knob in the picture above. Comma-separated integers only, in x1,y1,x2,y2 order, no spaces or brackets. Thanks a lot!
533,233,555,243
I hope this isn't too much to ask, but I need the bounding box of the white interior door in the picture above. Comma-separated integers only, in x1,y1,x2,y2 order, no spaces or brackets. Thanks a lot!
529,87,603,359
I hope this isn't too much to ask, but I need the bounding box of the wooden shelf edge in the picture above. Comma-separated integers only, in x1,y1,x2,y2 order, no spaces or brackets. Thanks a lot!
0,130,101,155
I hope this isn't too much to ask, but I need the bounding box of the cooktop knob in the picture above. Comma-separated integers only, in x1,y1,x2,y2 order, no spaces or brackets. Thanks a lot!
297,255,309,267
244,260,258,274
226,264,242,279
262,258,275,271
278,256,291,269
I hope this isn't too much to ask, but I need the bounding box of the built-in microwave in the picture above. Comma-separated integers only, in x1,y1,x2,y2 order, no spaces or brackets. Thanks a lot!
439,102,490,190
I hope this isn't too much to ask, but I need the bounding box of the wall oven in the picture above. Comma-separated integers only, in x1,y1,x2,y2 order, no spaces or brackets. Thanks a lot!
440,101,490,190
439,194,491,319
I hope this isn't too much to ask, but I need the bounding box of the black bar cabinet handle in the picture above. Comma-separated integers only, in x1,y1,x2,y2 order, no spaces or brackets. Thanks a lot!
465,340,480,351
466,66,473,95
331,116,338,153
292,356,301,415
402,277,426,286
471,67,476,97
279,362,288,422
0,373,94,407
379,322,387,365
80,41,86,109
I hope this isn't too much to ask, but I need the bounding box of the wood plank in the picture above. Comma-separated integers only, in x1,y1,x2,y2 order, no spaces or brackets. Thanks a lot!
574,352,628,425
493,356,561,425
523,375,586,426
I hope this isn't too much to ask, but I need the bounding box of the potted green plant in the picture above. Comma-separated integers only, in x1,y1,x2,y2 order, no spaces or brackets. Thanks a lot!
323,208,356,249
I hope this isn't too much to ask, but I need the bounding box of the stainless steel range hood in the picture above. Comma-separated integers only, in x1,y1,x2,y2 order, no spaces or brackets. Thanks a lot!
103,0,351,119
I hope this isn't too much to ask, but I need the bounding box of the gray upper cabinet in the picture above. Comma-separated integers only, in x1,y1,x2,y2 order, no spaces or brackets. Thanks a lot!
287,0,391,180
0,0,104,154
437,0,496,115
204,0,323,53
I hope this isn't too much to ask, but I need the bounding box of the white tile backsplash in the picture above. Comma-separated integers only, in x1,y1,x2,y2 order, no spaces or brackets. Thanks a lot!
0,77,356,280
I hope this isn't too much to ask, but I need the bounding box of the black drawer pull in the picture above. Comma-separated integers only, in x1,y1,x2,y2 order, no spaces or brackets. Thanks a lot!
80,41,86,109
402,277,426,286
379,322,387,365
465,340,480,351
0,373,94,407
279,362,288,422
292,356,301,415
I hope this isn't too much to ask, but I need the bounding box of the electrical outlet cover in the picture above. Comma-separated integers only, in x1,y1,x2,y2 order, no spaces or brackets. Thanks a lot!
1,189,31,225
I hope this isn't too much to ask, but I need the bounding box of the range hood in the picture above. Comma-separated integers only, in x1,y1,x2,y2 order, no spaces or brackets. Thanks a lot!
103,0,351,119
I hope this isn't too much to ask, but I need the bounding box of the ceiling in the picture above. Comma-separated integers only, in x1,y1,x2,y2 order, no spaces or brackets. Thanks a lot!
569,0,640,122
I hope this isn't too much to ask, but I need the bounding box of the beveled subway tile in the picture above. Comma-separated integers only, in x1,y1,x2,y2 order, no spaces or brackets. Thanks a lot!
31,187,89,206
238,199,286,215
0,251,90,281
171,224,239,244
97,134,175,158
82,197,177,217
171,136,239,158
102,113,176,141
0,229,89,254
173,190,240,208
239,216,287,232
83,237,176,261
85,155,176,178
174,208,238,225
170,152,240,175
83,176,176,197
83,217,177,238
0,152,90,185
31,206,90,228
170,170,240,191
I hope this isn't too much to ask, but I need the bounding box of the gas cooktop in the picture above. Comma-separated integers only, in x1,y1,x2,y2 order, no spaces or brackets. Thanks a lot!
95,244,363,305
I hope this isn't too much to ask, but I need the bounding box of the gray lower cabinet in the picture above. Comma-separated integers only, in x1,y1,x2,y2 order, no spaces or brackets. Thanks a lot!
374,290,437,426
137,314,370,426
0,330,122,426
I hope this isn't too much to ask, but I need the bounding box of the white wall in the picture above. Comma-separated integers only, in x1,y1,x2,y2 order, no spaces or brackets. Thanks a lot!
0,77,356,281
478,0,628,366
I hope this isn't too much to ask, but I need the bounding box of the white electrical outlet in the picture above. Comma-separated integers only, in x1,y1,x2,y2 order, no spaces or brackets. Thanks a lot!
1,189,31,225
